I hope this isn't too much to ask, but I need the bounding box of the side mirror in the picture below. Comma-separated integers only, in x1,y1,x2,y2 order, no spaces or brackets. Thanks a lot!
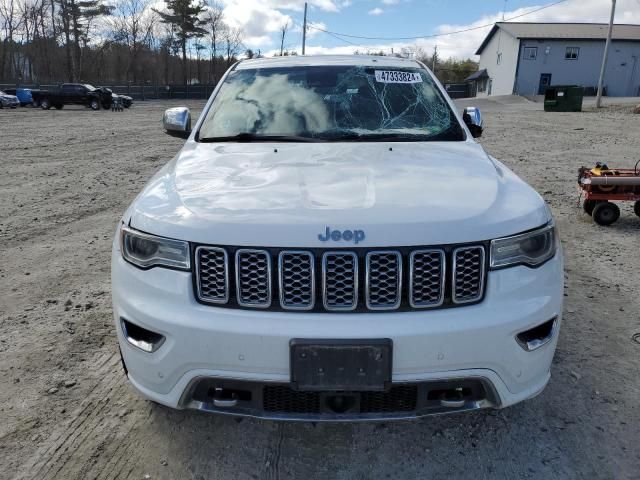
163,107,191,139
462,106,483,138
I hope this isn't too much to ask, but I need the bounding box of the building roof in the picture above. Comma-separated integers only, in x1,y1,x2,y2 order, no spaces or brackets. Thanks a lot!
464,69,488,82
237,55,421,70
476,22,640,55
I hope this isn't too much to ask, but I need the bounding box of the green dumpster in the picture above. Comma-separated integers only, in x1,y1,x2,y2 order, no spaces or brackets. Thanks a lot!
544,85,584,112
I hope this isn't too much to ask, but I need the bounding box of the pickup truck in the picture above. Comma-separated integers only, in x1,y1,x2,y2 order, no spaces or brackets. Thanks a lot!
33,83,112,110
112,55,563,421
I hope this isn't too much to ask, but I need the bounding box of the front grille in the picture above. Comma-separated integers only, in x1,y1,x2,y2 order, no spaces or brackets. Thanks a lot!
195,244,486,312
236,249,271,308
409,250,445,308
360,386,417,413
262,385,418,414
263,386,321,414
323,252,358,311
452,247,485,304
279,251,315,310
195,247,229,303
366,251,402,310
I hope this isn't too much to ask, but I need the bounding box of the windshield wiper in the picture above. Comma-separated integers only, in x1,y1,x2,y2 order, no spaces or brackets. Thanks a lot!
198,133,322,143
317,131,433,142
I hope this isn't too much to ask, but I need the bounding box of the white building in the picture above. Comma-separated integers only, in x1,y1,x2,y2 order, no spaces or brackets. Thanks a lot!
471,22,640,97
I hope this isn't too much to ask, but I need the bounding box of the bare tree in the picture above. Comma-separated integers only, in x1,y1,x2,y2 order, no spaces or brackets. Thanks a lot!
203,0,222,83
0,0,24,80
108,0,155,82
278,19,288,57
223,25,241,65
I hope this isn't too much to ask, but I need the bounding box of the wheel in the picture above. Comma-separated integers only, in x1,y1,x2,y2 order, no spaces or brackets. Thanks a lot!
32,100,40,108
90,99,100,110
634,201,640,218
592,201,620,226
54,104,63,110
583,199,603,215
41,98,51,110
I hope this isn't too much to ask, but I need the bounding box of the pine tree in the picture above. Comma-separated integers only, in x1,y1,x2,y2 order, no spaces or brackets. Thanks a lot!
153,0,206,84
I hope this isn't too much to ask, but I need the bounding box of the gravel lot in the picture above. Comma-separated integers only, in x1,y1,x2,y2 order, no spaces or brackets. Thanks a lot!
1,98,639,480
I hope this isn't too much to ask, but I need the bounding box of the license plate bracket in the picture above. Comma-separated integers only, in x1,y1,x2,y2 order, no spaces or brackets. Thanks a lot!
290,339,392,391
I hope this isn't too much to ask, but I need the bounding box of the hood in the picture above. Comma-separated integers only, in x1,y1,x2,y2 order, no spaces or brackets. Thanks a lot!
128,141,549,247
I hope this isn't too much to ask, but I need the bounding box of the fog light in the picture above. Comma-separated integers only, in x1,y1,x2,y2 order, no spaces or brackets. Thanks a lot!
120,318,165,353
516,317,557,352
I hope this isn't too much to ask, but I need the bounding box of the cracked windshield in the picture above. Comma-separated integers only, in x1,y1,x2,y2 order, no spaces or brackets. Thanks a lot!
198,65,465,141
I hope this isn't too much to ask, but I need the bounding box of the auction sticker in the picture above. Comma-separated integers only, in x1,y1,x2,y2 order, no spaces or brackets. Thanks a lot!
375,70,422,83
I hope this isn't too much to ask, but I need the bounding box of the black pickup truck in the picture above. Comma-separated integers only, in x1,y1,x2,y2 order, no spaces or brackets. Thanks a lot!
32,83,112,110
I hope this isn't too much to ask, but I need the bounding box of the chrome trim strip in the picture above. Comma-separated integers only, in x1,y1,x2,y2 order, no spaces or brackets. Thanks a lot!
365,251,402,311
178,375,501,421
408,249,446,308
278,251,315,311
235,249,272,308
195,246,229,304
322,251,358,311
452,246,486,305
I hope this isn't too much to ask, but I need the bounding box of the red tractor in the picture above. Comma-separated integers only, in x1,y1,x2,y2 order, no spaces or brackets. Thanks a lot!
578,162,640,226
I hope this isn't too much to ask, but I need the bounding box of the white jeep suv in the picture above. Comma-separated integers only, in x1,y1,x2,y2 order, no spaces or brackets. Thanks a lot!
112,55,563,421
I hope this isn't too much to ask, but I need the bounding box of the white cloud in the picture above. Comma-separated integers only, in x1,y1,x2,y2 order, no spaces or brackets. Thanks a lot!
300,0,640,60
222,0,640,58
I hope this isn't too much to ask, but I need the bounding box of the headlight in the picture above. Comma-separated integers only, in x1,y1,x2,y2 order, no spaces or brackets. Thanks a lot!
120,225,190,270
490,223,557,269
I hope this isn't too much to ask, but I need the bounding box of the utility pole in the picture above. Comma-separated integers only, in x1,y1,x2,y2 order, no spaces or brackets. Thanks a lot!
596,0,616,108
302,2,308,55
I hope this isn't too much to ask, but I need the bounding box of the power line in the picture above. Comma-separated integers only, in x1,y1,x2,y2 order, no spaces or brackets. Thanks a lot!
307,0,569,41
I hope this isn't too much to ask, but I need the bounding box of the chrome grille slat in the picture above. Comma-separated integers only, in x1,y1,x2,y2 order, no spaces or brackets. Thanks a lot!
279,251,315,310
236,249,272,308
452,246,485,304
366,251,402,310
409,249,445,308
195,246,229,304
322,252,358,311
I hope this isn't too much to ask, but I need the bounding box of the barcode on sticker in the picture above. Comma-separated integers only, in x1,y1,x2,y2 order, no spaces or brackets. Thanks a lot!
375,70,422,83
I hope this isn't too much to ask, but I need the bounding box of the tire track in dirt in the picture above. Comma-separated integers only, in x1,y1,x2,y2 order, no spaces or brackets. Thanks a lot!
13,351,144,480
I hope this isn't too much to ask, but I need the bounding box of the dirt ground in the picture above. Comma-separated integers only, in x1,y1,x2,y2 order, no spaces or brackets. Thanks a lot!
1,97,639,480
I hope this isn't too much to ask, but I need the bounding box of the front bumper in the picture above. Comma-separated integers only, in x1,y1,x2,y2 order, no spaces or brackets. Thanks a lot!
112,245,563,420
1,97,19,108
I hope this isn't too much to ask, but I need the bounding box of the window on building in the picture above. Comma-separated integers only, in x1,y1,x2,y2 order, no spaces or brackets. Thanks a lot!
497,52,502,65
523,47,538,60
565,47,580,60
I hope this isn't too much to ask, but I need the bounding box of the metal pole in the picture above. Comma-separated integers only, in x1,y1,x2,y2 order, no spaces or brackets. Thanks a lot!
596,0,616,108
302,2,308,55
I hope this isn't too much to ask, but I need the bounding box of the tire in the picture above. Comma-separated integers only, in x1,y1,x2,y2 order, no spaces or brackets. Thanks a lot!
54,104,63,110
90,99,100,110
592,201,620,226
634,201,640,218
32,100,40,108
41,98,51,110
583,199,603,215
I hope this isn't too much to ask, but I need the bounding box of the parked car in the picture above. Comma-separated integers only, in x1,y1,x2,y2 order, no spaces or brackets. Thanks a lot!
32,83,112,110
3,88,33,106
99,88,133,108
112,55,563,421
0,90,20,109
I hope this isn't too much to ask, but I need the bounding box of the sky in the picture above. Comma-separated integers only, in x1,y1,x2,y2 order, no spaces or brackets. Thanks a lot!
219,0,640,59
